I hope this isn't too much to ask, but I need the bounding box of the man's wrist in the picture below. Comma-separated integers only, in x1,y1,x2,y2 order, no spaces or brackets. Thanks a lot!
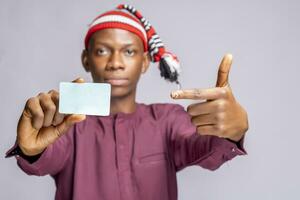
6,145,43,164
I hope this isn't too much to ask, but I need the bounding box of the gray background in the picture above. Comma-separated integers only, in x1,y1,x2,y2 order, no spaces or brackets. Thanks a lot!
1,0,299,199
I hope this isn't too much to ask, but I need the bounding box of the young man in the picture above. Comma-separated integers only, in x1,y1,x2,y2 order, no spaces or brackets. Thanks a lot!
6,4,248,200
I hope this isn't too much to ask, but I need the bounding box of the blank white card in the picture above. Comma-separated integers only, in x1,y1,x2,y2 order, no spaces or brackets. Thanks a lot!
59,82,111,116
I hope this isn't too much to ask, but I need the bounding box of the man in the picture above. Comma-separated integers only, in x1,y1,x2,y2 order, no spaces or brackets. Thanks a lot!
6,4,248,200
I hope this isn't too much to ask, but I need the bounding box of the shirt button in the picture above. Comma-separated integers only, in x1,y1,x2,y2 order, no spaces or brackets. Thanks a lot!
231,147,236,152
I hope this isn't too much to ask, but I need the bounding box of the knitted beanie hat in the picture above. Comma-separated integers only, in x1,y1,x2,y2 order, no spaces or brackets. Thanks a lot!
84,4,181,83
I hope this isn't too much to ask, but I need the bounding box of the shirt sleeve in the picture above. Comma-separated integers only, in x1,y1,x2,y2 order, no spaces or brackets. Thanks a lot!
167,104,247,172
5,125,75,176
5,144,43,163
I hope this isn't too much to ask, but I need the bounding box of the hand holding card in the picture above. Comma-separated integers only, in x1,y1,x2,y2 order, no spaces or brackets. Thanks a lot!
16,78,96,156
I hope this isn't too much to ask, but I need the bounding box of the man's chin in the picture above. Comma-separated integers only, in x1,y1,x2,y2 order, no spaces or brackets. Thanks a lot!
110,87,133,99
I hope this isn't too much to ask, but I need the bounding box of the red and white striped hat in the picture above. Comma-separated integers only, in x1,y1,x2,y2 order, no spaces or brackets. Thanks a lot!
84,4,181,83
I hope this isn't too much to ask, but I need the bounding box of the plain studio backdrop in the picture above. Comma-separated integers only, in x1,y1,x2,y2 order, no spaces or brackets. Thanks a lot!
0,0,299,199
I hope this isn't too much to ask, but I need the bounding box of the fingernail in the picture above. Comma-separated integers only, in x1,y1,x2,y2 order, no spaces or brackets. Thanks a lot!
171,91,180,99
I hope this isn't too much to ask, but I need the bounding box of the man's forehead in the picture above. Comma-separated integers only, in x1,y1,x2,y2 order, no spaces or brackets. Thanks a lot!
90,29,144,47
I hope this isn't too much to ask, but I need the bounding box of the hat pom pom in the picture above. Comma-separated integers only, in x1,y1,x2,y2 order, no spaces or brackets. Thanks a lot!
158,52,181,82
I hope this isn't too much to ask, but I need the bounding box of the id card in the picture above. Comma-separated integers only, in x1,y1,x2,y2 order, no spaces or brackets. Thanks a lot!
59,82,111,116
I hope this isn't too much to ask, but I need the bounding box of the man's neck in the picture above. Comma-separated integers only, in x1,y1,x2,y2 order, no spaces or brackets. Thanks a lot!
110,93,137,115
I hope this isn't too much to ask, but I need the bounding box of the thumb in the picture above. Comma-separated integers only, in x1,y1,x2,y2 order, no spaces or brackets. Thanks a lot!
72,77,85,83
55,114,86,137
55,77,86,136
216,54,232,87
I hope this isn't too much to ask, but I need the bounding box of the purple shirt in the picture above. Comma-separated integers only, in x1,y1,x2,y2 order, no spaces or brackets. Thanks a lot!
6,103,246,200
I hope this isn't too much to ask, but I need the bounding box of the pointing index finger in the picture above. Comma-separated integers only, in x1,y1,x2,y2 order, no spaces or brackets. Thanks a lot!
171,87,226,100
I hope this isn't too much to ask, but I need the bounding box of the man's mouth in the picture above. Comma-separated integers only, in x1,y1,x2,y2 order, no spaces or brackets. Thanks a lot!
104,78,129,86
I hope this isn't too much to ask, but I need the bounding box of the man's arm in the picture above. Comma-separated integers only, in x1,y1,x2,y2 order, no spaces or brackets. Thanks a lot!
169,54,248,171
5,78,86,176
167,104,246,172
5,126,74,176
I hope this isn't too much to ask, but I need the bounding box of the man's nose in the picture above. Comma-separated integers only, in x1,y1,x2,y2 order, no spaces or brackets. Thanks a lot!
106,51,124,71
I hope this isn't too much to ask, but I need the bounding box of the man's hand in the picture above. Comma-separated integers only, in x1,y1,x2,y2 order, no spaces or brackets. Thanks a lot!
17,78,86,156
171,54,248,141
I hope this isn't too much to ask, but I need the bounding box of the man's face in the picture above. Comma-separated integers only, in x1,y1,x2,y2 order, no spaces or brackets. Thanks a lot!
82,28,149,99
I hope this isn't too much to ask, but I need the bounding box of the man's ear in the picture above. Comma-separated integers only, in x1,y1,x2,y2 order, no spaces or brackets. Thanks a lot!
141,52,150,74
81,49,90,72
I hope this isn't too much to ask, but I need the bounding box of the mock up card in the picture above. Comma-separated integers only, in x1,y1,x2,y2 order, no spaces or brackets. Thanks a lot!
59,82,111,116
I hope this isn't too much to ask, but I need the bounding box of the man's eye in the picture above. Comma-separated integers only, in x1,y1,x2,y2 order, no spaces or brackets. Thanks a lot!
125,49,135,56
96,48,108,56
